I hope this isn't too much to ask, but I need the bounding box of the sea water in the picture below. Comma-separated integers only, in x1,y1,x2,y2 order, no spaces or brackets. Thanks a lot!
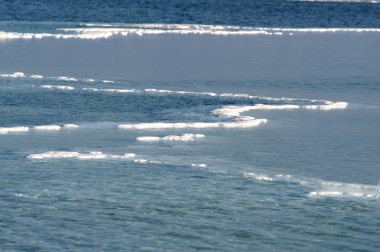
1,1,380,251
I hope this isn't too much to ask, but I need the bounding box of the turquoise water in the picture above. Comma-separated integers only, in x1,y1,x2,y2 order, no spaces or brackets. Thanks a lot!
1,4,380,251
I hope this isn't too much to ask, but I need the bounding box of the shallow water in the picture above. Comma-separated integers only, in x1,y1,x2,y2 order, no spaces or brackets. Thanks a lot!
1,11,380,252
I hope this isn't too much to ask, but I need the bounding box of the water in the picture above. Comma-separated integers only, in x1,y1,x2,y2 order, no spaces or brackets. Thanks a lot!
1,1,380,251
1,0,380,27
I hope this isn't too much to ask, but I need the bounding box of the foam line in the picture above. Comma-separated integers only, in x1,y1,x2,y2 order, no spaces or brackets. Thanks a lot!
310,180,380,198
144,88,331,104
27,151,136,160
102,88,138,93
144,88,347,110
59,26,380,37
0,72,25,78
27,151,163,165
40,85,75,90
0,124,81,135
303,101,348,110
213,105,300,118
0,71,349,110
63,124,79,129
38,84,346,111
56,76,79,82
33,125,61,131
30,75,44,79
120,119,268,130
82,88,99,91
243,172,380,199
136,136,161,142
133,159,162,164
1,72,348,134
191,163,207,168
213,102,347,118
37,85,347,111
0,126,29,134
243,172,301,183
27,150,202,167
119,98,345,131
2,24,380,40
137,133,205,142
0,71,117,84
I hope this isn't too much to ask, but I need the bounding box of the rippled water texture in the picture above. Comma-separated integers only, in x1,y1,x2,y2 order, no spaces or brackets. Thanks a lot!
1,1,380,250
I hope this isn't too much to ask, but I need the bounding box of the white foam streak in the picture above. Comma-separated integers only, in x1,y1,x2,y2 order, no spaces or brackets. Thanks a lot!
133,159,162,164
60,26,380,37
56,76,79,82
27,151,136,160
0,126,29,134
213,104,301,118
1,72,348,135
1,72,348,113
1,71,119,84
310,181,380,198
63,124,79,129
243,172,380,199
243,172,296,183
120,119,267,130
213,102,347,119
104,88,138,93
303,101,348,110
162,134,196,142
30,75,44,79
79,86,343,112
119,94,346,131
26,150,178,166
0,124,83,134
136,136,161,142
191,163,208,168
144,88,329,104
33,125,61,131
0,72,25,78
2,24,380,41
82,88,99,91
137,133,204,142
40,85,75,90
